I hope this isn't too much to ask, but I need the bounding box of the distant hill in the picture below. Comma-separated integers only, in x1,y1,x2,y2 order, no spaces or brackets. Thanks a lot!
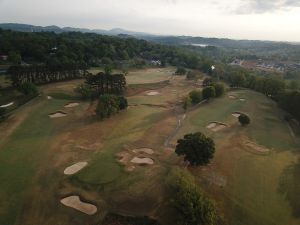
0,23,154,37
1,23,299,59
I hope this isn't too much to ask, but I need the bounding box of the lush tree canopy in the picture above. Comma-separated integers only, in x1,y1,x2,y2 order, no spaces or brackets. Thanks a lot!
212,83,225,97
17,82,38,96
189,90,202,105
166,167,218,225
202,86,216,100
96,94,120,119
239,114,251,126
175,132,215,166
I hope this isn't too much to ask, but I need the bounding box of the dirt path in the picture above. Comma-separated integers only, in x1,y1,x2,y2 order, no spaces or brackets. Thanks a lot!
163,83,186,148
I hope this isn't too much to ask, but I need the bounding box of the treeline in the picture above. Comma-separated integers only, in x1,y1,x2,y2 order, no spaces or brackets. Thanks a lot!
211,66,300,121
0,29,210,70
8,64,87,86
85,72,126,96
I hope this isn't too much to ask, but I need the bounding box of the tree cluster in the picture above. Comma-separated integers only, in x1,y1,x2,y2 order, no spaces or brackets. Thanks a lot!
166,167,218,225
96,94,128,119
8,64,87,86
0,29,211,71
279,91,300,121
84,72,126,98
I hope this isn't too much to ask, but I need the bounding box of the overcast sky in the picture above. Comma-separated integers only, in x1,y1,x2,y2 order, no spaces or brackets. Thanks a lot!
0,0,300,42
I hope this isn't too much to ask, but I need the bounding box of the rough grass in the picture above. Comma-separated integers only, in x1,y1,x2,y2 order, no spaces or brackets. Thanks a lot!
176,90,300,225
1,75,300,225
126,68,175,84
0,99,69,225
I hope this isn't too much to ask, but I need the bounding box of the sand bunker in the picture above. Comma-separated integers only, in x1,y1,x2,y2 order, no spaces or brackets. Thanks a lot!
76,142,102,151
117,151,132,164
232,112,242,118
244,140,270,154
146,91,160,96
49,111,67,118
64,162,88,175
0,102,14,108
132,148,154,155
47,96,52,100
228,95,237,99
60,196,97,215
240,98,246,101
206,122,227,132
130,157,154,165
65,102,79,108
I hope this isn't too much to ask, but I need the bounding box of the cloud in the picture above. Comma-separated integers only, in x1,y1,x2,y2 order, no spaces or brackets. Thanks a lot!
235,0,300,14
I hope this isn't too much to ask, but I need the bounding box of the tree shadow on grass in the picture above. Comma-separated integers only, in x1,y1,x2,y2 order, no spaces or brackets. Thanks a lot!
278,159,300,218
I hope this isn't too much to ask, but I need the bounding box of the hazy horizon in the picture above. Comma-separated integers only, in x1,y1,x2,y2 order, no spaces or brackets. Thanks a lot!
0,0,300,42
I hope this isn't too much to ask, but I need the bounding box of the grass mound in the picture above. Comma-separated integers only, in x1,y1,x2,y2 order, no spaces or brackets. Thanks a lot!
76,162,121,185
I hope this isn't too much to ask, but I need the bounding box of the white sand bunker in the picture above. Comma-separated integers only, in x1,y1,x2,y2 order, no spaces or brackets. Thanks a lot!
232,112,242,118
240,98,246,101
146,90,160,96
65,102,80,108
60,196,97,215
64,162,88,175
77,142,102,151
244,140,270,154
206,122,227,132
47,96,52,100
117,151,132,164
0,102,14,108
228,95,237,99
49,111,67,118
131,157,154,165
132,148,154,155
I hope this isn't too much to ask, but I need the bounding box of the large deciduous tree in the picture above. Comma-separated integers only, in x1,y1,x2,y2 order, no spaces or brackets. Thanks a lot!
175,132,215,166
238,114,251,126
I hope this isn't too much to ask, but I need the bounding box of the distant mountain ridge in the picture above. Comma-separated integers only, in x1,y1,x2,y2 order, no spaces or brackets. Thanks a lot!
0,23,153,37
1,23,299,50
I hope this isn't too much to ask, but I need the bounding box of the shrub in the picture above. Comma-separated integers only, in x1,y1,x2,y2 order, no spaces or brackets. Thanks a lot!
202,86,216,100
239,114,250,126
186,71,198,80
175,67,187,75
118,96,128,110
96,94,120,119
203,77,212,87
189,90,202,105
183,96,191,111
18,82,38,96
212,83,225,97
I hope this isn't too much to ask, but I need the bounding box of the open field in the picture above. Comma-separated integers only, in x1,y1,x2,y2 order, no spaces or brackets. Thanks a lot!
0,67,299,225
